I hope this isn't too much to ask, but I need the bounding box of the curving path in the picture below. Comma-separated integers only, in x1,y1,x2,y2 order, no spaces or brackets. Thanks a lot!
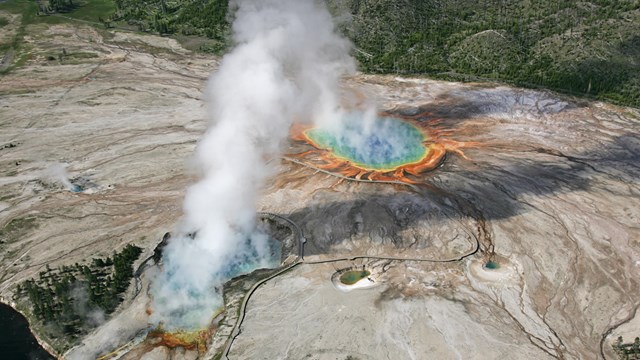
222,201,482,359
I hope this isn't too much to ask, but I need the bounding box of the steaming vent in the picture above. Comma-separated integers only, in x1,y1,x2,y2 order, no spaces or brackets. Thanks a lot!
151,0,355,332
45,163,97,193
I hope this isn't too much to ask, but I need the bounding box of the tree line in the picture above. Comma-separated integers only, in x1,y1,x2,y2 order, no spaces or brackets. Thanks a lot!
15,244,142,346
40,0,640,107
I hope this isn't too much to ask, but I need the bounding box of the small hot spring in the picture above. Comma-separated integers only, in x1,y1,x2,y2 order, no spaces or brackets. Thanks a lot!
305,113,427,171
484,261,500,270
339,270,371,285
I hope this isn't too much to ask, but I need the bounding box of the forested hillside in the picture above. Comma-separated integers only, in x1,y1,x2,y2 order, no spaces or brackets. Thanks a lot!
329,0,640,107
106,0,639,107
7,0,639,107
109,0,230,52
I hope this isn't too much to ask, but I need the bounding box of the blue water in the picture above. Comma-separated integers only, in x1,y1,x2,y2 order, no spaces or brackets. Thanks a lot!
152,235,283,330
306,113,427,170
219,237,282,279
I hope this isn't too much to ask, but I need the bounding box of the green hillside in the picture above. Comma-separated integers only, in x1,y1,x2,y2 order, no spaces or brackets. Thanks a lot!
330,0,640,107
110,0,640,107
2,0,639,107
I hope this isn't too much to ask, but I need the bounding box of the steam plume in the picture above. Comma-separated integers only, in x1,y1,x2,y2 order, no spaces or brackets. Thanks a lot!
45,163,80,192
151,0,354,329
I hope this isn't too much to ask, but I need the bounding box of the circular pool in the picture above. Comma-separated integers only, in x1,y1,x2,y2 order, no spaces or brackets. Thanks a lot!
305,113,428,171
339,270,371,285
484,261,500,270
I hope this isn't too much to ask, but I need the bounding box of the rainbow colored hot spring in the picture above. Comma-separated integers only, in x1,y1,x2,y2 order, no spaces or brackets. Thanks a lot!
305,114,428,171
290,112,456,184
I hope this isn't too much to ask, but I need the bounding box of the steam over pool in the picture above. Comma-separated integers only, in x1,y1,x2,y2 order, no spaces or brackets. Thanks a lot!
151,235,281,329
306,113,427,171
150,0,354,330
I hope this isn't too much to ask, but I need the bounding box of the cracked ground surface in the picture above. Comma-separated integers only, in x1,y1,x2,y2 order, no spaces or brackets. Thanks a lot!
0,23,639,360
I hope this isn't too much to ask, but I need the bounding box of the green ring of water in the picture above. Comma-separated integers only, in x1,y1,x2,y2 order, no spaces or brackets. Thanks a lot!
339,270,371,285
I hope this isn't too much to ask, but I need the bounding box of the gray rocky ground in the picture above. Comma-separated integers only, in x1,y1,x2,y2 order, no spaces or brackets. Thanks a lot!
0,21,638,360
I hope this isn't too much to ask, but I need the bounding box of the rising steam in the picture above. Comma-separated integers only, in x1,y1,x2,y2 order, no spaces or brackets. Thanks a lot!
151,0,354,329
45,163,80,192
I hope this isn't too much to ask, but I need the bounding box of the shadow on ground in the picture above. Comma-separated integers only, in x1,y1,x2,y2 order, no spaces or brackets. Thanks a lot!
284,130,638,255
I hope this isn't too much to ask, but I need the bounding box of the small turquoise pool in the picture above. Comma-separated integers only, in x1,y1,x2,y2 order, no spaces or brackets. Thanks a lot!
484,261,500,270
306,113,427,171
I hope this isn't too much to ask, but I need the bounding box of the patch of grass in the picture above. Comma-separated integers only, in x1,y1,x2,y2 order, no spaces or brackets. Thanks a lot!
0,0,114,24
0,1,39,74
0,216,38,244
0,194,16,202
65,51,98,59
0,1,38,26
172,33,226,54
113,39,174,56
0,0,115,73
1,45,32,75
0,41,12,52
0,87,34,96
0,16,9,28
59,0,115,23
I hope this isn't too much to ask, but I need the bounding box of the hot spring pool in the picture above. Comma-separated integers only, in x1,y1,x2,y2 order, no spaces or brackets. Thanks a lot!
339,270,371,285
305,113,427,171
484,261,500,270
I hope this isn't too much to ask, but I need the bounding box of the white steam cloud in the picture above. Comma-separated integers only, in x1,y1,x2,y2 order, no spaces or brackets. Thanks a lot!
151,0,354,329
45,163,80,192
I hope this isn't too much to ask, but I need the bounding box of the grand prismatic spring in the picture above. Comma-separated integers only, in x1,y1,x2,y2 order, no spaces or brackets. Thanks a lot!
290,111,477,183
